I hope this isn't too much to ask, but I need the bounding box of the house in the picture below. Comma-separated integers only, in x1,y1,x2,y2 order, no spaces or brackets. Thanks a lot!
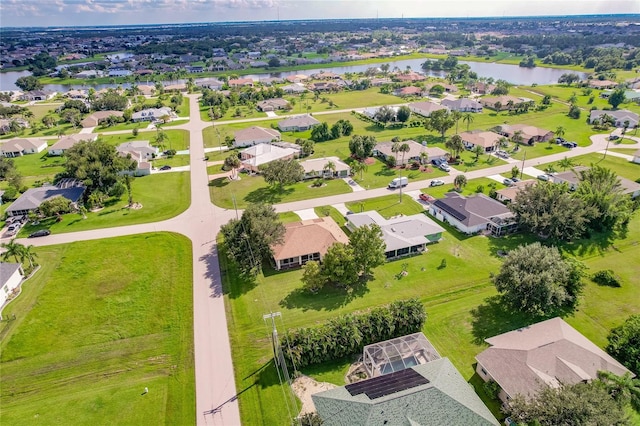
131,107,174,123
552,166,640,198
441,98,483,112
0,118,29,135
424,82,459,93
480,95,525,111
270,217,349,270
467,82,496,94
299,157,351,179
116,141,158,177
395,86,424,97
195,78,224,90
430,192,516,236
589,109,639,128
66,89,87,99
587,79,618,89
136,85,155,96
285,74,309,83
20,90,54,101
346,211,445,259
394,71,426,82
6,179,85,217
408,101,448,117
476,317,633,405
80,111,124,128
494,124,554,145
495,179,536,203
0,138,48,157
240,143,299,172
620,177,640,198
0,263,23,308
313,357,498,426
256,98,290,112
362,106,399,120
459,130,502,153
600,90,640,102
227,78,254,87
233,126,281,148
277,114,321,132
48,133,98,156
373,140,448,166
281,83,307,94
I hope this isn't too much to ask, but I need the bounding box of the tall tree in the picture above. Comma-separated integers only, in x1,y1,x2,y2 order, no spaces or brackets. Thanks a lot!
300,261,326,293
607,315,640,375
577,165,634,231
462,112,474,131
597,371,640,411
396,106,411,123
350,161,367,180
424,109,455,139
445,134,464,158
259,158,304,189
1,240,24,263
15,76,43,91
608,88,626,109
349,224,386,278
492,242,585,315
321,243,358,288
472,145,484,162
220,203,285,275
348,135,377,160
223,154,241,179
453,174,467,191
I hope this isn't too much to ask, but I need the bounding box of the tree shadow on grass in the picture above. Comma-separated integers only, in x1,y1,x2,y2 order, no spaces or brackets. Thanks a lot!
374,167,396,177
279,280,370,312
245,186,294,205
208,177,230,188
214,242,258,299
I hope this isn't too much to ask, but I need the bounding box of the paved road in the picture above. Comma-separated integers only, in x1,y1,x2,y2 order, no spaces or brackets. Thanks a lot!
5,97,639,426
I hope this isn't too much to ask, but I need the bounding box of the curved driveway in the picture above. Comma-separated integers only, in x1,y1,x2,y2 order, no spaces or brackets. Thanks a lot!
9,95,640,425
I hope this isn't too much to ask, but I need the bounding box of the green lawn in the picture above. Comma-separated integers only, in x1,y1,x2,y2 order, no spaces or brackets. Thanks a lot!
17,172,190,236
0,233,194,425
98,129,190,151
152,155,190,168
209,175,351,209
539,152,640,181
222,205,640,425
345,194,425,218
422,177,507,199
8,147,63,179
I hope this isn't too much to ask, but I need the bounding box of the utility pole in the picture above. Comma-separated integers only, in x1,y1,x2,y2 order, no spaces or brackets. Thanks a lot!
520,150,526,180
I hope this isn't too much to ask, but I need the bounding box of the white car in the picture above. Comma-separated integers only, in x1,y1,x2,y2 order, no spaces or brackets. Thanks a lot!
537,174,550,181
439,163,451,172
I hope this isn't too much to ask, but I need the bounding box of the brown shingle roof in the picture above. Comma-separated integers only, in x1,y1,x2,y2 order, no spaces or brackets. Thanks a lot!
271,217,349,261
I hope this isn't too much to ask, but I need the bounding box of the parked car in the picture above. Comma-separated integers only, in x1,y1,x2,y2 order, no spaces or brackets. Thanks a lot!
495,150,509,158
419,193,435,202
159,165,172,171
6,225,19,236
562,141,578,148
608,135,620,141
29,229,51,238
556,137,567,144
430,179,445,187
503,178,515,186
537,174,550,181
511,177,520,183
431,158,446,166
388,176,409,189
439,163,451,172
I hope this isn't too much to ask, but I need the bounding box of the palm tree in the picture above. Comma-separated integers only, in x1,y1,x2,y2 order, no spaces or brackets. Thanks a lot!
511,130,524,146
1,240,24,263
20,244,37,269
451,111,462,134
399,143,410,167
597,370,640,411
557,156,576,171
445,134,464,159
462,112,474,131
419,151,429,166
472,145,484,162
224,154,241,179
350,161,367,180
323,160,336,179
555,126,565,140
453,174,467,191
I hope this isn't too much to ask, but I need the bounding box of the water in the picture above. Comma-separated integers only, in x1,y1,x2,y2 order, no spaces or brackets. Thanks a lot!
0,58,586,92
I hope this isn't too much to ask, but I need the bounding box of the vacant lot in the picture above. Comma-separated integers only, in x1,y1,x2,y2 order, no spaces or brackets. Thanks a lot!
0,233,194,425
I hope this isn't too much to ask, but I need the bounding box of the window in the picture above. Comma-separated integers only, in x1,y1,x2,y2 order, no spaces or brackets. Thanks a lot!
481,368,488,376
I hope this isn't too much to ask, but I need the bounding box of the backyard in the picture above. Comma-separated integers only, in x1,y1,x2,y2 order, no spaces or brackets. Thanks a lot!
0,233,194,425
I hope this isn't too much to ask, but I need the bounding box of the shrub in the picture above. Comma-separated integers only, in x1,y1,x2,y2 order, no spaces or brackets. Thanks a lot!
591,269,621,287
483,380,501,400
282,299,426,369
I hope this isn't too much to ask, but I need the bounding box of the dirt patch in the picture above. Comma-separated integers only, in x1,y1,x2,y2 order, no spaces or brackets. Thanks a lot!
291,375,338,416
363,157,376,165
127,202,143,210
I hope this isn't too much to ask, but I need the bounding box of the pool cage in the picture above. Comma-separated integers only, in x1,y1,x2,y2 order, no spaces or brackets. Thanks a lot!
362,332,441,378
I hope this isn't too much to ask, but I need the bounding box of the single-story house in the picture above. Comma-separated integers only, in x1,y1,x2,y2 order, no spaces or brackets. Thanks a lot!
552,166,640,198
347,211,445,259
6,180,85,217
441,98,483,113
467,82,496,94
587,79,618,89
136,85,155,96
0,118,29,135
460,130,502,153
256,98,290,112
0,262,23,308
430,192,516,236
48,133,98,156
424,82,459,93
600,90,640,102
313,357,499,426
66,89,87,99
408,101,448,117
494,124,554,145
362,106,399,120
476,317,633,405
270,217,349,270
620,177,640,198
163,83,188,92
0,138,48,157
395,86,424,97
311,71,341,80
373,140,448,166
394,71,427,82
131,107,174,123
117,141,158,176
495,179,536,203
228,78,254,87
81,110,124,128
281,83,307,94
240,143,299,172
20,90,54,101
480,95,525,111
233,126,281,148
589,109,639,128
299,157,350,179
285,74,309,84
195,78,224,90
277,114,320,132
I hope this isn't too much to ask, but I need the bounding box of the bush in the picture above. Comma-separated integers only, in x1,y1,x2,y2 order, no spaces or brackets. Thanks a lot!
483,380,501,400
591,269,621,287
282,299,426,369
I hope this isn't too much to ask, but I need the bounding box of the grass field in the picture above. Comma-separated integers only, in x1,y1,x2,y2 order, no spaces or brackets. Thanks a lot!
0,233,194,425
539,152,640,181
208,175,351,209
222,207,640,425
345,194,425,218
17,172,190,236
97,129,190,151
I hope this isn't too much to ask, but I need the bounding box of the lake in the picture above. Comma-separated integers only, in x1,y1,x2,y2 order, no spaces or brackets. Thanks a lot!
0,58,586,92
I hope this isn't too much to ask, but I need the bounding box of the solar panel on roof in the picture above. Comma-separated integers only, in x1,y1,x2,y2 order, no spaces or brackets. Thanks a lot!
345,368,429,400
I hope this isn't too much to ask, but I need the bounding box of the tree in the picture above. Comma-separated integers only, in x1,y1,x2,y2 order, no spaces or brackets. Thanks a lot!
511,165,520,179
568,103,581,119
223,154,241,179
396,105,411,123
492,242,585,315
267,57,280,68
608,88,626,109
349,224,385,278
597,371,640,411
154,129,169,151
1,240,24,263
259,158,304,189
462,112,474,131
453,174,467,191
39,196,72,217
348,135,377,160
350,160,367,180
557,156,575,171
511,129,524,146
20,244,38,270
554,125,565,140
425,109,454,139
472,145,484,162
607,315,640,375
506,381,628,426
58,140,136,198
374,105,396,126
301,261,326,293
220,203,285,275
15,76,43,91
445,134,464,158
398,143,410,166
298,139,315,157
310,122,331,142
322,243,358,288
576,165,634,231
510,182,592,241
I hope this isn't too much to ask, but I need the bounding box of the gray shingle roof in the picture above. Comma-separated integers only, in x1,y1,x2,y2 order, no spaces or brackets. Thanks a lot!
7,184,85,214
0,263,21,288
432,192,511,227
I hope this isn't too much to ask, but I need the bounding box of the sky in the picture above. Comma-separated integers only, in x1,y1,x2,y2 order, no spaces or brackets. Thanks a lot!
0,0,638,28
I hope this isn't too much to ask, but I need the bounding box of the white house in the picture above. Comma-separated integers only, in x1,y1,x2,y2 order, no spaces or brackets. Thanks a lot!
131,107,174,123
48,133,98,156
240,143,299,172
408,101,448,117
589,109,639,128
299,157,351,179
278,115,321,132
0,138,48,157
233,126,281,148
0,263,23,308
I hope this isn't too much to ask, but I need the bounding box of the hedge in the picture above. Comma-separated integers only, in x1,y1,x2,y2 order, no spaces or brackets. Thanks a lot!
281,298,426,369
